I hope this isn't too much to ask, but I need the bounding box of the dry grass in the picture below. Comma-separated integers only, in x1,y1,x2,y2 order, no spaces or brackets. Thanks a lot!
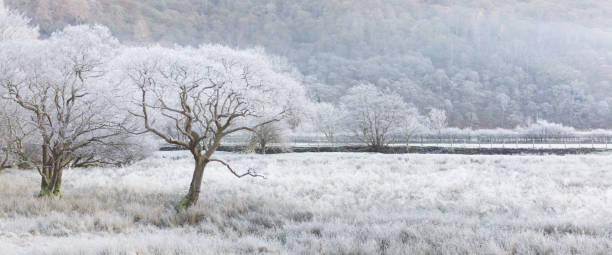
1,151,612,254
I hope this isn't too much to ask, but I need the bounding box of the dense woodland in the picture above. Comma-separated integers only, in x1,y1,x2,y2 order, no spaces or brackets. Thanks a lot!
5,0,612,129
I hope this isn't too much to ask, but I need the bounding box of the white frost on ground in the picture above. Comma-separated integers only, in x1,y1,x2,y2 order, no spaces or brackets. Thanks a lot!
1,151,612,254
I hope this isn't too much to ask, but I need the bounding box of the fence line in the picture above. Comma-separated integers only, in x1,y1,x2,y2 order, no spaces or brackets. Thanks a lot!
218,135,612,150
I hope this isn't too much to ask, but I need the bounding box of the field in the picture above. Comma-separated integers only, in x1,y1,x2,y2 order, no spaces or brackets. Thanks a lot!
1,151,612,254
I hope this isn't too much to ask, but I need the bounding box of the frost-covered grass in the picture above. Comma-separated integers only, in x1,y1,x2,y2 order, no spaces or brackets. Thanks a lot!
1,151,612,254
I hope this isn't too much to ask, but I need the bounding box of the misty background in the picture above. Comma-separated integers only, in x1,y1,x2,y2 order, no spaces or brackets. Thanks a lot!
6,0,612,129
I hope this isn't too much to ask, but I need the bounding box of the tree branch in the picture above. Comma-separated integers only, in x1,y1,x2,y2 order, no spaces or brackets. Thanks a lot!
209,158,266,179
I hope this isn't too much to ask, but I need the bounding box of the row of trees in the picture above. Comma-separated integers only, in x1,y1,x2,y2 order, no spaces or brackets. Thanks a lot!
307,111,611,147
0,7,306,209
305,85,610,149
308,83,447,150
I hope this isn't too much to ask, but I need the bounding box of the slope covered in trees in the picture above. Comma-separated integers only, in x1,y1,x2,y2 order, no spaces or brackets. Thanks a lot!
6,0,612,129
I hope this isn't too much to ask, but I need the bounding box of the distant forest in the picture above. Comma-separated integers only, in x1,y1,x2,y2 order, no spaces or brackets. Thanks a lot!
6,0,612,129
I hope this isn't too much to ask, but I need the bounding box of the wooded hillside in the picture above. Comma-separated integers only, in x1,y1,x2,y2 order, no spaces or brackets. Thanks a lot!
6,0,612,128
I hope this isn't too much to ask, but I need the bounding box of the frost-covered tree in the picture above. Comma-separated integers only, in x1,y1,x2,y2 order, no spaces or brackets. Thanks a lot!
70,134,157,168
428,108,448,138
0,127,11,173
249,123,283,154
522,120,576,139
0,6,39,174
0,25,130,197
340,84,407,150
0,98,41,173
404,107,429,146
309,102,342,146
0,102,23,172
121,45,306,209
0,6,38,41
497,93,510,128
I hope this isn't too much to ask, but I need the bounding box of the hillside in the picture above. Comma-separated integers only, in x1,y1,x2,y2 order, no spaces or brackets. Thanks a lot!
6,0,612,128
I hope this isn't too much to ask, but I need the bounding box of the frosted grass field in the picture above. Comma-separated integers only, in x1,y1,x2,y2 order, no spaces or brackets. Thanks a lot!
1,151,612,254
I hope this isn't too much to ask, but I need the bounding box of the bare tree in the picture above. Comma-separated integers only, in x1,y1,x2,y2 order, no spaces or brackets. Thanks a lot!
340,84,407,150
404,107,428,147
0,102,33,173
249,123,283,154
122,45,305,209
0,116,15,173
0,153,9,174
0,25,127,197
0,5,39,173
69,133,156,168
428,108,447,143
310,102,342,147
0,104,15,173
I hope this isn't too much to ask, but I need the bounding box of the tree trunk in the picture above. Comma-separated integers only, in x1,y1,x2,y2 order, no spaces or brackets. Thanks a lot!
39,175,53,197
1,150,9,173
39,143,53,197
52,166,64,198
175,157,207,210
38,163,63,199
258,138,267,155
